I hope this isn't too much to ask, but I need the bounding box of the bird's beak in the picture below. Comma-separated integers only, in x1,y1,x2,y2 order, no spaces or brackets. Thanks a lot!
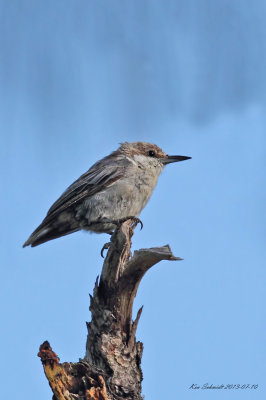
161,155,191,165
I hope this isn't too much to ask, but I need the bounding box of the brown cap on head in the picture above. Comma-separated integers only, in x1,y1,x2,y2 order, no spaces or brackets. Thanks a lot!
119,142,167,158
118,142,191,164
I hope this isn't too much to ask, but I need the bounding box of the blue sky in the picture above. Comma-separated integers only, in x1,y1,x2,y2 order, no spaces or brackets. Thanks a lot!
1,1,266,399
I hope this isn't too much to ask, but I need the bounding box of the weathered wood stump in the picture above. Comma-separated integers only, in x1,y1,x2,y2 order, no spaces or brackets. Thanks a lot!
38,220,181,399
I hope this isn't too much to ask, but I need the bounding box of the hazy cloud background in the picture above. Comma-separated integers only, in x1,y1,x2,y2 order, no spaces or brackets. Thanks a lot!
1,1,265,399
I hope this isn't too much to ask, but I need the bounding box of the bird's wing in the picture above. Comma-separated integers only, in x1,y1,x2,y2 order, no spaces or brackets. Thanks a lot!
46,155,129,219
22,154,131,247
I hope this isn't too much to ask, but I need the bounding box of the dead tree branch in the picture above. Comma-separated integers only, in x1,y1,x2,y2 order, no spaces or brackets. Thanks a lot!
38,220,181,400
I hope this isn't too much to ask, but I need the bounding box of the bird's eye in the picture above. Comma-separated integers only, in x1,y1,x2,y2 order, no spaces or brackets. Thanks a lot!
148,150,155,157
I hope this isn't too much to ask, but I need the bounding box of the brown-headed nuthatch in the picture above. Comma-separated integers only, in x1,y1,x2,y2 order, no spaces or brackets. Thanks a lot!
23,142,190,247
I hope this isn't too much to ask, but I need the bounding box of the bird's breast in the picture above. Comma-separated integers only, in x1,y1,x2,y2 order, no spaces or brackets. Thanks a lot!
126,163,162,213
75,162,162,227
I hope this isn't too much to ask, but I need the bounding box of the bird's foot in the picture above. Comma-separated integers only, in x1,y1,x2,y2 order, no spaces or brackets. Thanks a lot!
101,242,111,258
113,216,143,230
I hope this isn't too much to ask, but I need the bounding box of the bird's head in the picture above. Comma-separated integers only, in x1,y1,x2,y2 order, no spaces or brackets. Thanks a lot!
118,142,191,168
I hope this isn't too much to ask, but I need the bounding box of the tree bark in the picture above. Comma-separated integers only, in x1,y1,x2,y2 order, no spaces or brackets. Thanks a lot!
38,219,181,400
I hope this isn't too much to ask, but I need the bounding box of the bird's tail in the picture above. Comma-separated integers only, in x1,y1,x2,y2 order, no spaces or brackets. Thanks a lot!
23,226,50,247
23,221,79,247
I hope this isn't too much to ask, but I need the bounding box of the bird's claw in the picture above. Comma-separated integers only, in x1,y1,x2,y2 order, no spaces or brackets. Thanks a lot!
101,242,111,258
131,217,143,230
100,217,142,258
116,216,143,230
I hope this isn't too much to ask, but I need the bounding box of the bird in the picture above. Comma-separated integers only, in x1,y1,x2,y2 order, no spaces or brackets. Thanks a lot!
23,142,191,248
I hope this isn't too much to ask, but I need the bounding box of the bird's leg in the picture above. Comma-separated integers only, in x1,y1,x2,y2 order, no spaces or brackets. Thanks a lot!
98,217,142,258
99,217,142,258
93,216,143,231
101,242,111,258
112,216,143,231
92,217,143,231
